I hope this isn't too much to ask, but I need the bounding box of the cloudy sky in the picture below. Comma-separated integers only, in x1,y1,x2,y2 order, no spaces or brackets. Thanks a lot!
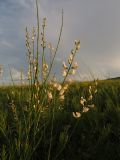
0,0,120,82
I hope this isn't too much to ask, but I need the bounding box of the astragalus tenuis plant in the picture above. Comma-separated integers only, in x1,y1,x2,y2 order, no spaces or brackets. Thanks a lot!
0,0,97,160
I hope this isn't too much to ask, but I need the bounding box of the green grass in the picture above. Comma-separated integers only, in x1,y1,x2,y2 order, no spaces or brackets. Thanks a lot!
0,80,120,159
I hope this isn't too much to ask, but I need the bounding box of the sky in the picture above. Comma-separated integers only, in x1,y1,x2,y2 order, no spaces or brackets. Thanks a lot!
0,0,120,83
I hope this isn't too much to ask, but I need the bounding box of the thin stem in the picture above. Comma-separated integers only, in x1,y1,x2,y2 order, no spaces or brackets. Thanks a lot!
44,9,64,84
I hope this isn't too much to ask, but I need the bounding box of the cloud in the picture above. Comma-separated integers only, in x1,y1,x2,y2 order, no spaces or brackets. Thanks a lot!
9,67,27,81
0,40,14,49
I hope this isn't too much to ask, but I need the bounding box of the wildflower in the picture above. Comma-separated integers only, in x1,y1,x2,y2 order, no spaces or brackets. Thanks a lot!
48,42,54,51
62,70,67,77
72,62,78,69
31,27,36,42
72,112,81,118
88,94,93,100
63,84,68,90
63,61,68,69
52,82,57,88
83,107,89,113
34,66,37,72
59,89,65,96
42,63,48,77
42,17,46,27
94,89,97,93
95,80,98,86
43,63,48,70
80,97,86,106
32,36,34,42
87,104,95,108
88,86,92,94
37,100,40,104
75,40,80,50
33,105,36,109
47,91,53,100
70,69,76,75
68,54,74,64
57,84,62,91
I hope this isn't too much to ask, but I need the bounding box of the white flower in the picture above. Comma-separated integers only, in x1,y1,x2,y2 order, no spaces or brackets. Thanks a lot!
72,62,78,69
47,91,53,100
71,69,76,75
68,54,74,64
43,63,48,71
88,95,93,100
80,97,86,106
75,40,80,50
83,107,89,113
57,84,62,91
59,89,65,96
62,70,67,77
87,104,95,108
72,112,81,118
62,61,68,69
53,82,58,88
48,42,54,51
88,86,92,94
94,89,97,93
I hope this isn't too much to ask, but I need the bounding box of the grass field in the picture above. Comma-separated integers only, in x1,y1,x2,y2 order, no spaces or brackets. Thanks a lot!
0,79,120,160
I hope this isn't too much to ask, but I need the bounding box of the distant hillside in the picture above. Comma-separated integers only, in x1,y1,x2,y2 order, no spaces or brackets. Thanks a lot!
107,77,120,80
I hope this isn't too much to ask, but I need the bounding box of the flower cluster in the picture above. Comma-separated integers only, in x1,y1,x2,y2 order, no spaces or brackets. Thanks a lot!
62,40,80,79
42,63,48,79
41,18,46,48
73,80,98,119
49,78,69,102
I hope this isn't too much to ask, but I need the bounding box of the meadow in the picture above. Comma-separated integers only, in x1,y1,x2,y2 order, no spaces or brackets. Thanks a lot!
0,1,120,159
0,79,120,160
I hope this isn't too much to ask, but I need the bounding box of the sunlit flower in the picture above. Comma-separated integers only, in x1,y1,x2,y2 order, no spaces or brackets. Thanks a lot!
88,86,92,94
95,80,98,86
42,17,47,27
62,70,67,77
47,91,53,100
88,95,93,100
80,97,86,106
57,84,62,91
63,84,68,90
70,69,76,75
83,107,89,113
87,104,95,108
68,54,74,64
63,61,68,69
33,105,36,109
59,89,65,96
48,42,54,51
75,40,80,50
53,82,58,88
43,63,48,71
72,62,78,69
94,89,97,93
31,36,34,42
72,112,81,118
